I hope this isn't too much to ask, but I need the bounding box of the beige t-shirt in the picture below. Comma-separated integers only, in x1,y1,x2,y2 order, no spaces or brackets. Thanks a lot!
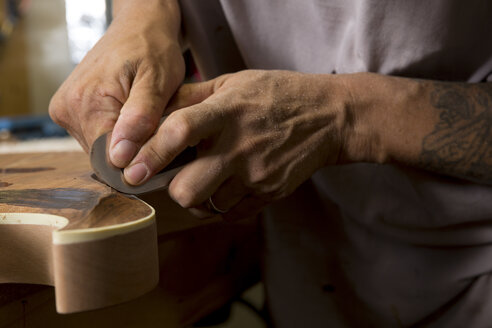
196,0,492,326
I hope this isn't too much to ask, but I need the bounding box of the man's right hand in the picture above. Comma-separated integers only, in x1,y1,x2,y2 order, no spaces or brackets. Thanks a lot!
49,0,184,168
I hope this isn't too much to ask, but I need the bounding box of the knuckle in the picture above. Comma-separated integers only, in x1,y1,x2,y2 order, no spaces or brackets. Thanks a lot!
144,143,169,172
49,85,74,125
120,58,139,81
139,61,173,93
48,96,66,125
266,185,288,201
94,83,125,104
67,86,85,111
240,138,260,156
119,111,159,139
50,107,75,133
164,112,193,144
243,168,290,201
170,182,198,208
143,61,164,81
245,163,270,187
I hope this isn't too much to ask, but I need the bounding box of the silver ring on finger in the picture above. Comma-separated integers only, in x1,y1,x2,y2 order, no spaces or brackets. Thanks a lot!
208,196,228,214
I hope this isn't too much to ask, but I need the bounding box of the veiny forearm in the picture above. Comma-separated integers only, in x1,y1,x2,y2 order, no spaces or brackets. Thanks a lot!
340,73,492,185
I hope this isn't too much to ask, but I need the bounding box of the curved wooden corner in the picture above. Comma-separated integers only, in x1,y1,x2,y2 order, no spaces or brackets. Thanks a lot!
0,206,159,313
0,152,159,313
53,207,158,313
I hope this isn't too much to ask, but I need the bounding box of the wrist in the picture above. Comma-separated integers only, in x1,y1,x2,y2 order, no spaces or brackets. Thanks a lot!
334,72,386,165
336,72,431,166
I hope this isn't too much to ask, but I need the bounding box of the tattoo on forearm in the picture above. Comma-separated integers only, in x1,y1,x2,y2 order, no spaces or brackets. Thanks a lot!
420,83,492,184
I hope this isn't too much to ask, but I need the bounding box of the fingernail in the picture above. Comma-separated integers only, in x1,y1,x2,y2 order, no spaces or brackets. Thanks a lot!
124,162,149,185
110,139,138,167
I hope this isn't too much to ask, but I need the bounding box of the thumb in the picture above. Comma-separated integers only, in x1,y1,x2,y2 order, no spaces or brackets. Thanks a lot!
109,74,171,168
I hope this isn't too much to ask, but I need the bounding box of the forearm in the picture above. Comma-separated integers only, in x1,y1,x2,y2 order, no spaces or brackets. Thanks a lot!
111,0,181,41
340,73,492,184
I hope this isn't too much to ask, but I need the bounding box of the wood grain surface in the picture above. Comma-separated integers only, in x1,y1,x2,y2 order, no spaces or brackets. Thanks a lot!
0,151,260,327
0,152,152,228
0,151,159,313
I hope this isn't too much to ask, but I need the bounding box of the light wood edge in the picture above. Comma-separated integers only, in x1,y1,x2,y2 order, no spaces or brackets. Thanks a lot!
1,201,159,313
0,201,156,245
0,212,69,229
53,205,155,245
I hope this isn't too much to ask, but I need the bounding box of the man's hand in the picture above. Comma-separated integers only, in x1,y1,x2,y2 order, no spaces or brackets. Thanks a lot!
119,68,492,220
122,70,349,220
49,0,184,167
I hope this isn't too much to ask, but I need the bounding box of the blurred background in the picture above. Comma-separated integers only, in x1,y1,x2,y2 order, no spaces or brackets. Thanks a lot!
0,0,108,142
0,0,113,115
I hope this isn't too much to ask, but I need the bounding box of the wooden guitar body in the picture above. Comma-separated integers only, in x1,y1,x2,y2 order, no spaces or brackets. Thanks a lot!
0,151,260,327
